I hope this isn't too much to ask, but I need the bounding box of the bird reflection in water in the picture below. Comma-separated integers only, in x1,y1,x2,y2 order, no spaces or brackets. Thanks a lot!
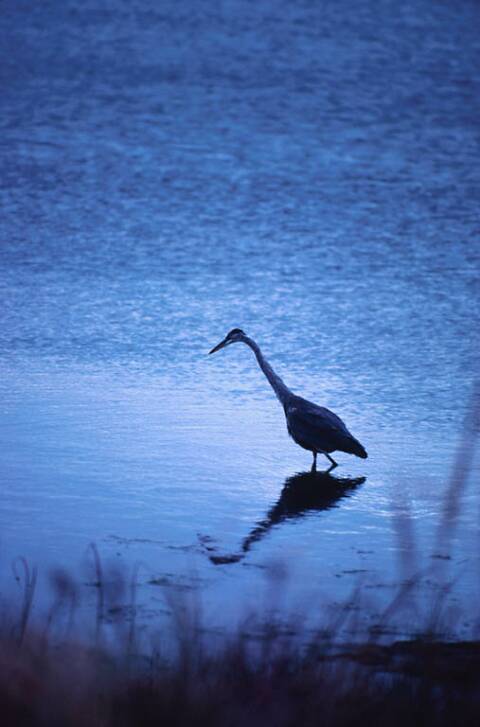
207,470,365,565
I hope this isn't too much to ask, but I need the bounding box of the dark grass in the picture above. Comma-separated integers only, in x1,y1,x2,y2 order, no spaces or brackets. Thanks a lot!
1,385,479,726
2,613,480,727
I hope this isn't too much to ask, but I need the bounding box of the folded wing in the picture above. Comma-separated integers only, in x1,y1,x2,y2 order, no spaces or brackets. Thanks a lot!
285,397,367,458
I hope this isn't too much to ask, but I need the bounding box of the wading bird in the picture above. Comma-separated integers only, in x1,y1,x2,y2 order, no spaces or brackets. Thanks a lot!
209,329,367,470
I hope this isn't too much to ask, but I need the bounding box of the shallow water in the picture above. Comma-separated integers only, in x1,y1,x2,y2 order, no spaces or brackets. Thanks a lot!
1,0,479,637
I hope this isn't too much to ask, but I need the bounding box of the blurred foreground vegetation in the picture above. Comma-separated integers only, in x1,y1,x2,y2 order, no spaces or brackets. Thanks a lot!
2,608,480,727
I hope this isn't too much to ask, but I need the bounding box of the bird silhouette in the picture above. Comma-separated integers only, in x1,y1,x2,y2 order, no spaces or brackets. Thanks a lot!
207,470,365,564
209,328,367,469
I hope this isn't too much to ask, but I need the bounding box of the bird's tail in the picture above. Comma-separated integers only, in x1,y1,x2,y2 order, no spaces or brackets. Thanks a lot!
346,436,368,459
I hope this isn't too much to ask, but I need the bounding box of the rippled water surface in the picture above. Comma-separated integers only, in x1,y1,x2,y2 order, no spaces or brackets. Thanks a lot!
1,0,479,636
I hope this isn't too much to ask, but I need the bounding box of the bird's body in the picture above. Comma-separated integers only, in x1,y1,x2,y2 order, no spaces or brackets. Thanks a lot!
284,395,367,467
209,329,367,470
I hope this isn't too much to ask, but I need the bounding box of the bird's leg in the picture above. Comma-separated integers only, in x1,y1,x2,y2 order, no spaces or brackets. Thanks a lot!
325,453,338,468
311,452,317,472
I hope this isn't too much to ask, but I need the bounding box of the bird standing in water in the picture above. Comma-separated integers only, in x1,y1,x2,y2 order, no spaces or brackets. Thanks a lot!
209,329,367,470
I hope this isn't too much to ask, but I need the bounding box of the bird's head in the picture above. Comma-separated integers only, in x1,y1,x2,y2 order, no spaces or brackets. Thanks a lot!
209,328,247,355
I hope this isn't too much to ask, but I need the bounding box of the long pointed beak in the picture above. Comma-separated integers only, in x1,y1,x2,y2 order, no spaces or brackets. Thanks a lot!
209,338,229,355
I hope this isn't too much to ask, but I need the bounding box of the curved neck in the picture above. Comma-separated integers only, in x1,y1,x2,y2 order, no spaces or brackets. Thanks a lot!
243,337,292,405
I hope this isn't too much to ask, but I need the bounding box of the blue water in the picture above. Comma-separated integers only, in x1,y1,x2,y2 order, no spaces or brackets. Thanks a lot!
1,0,479,638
